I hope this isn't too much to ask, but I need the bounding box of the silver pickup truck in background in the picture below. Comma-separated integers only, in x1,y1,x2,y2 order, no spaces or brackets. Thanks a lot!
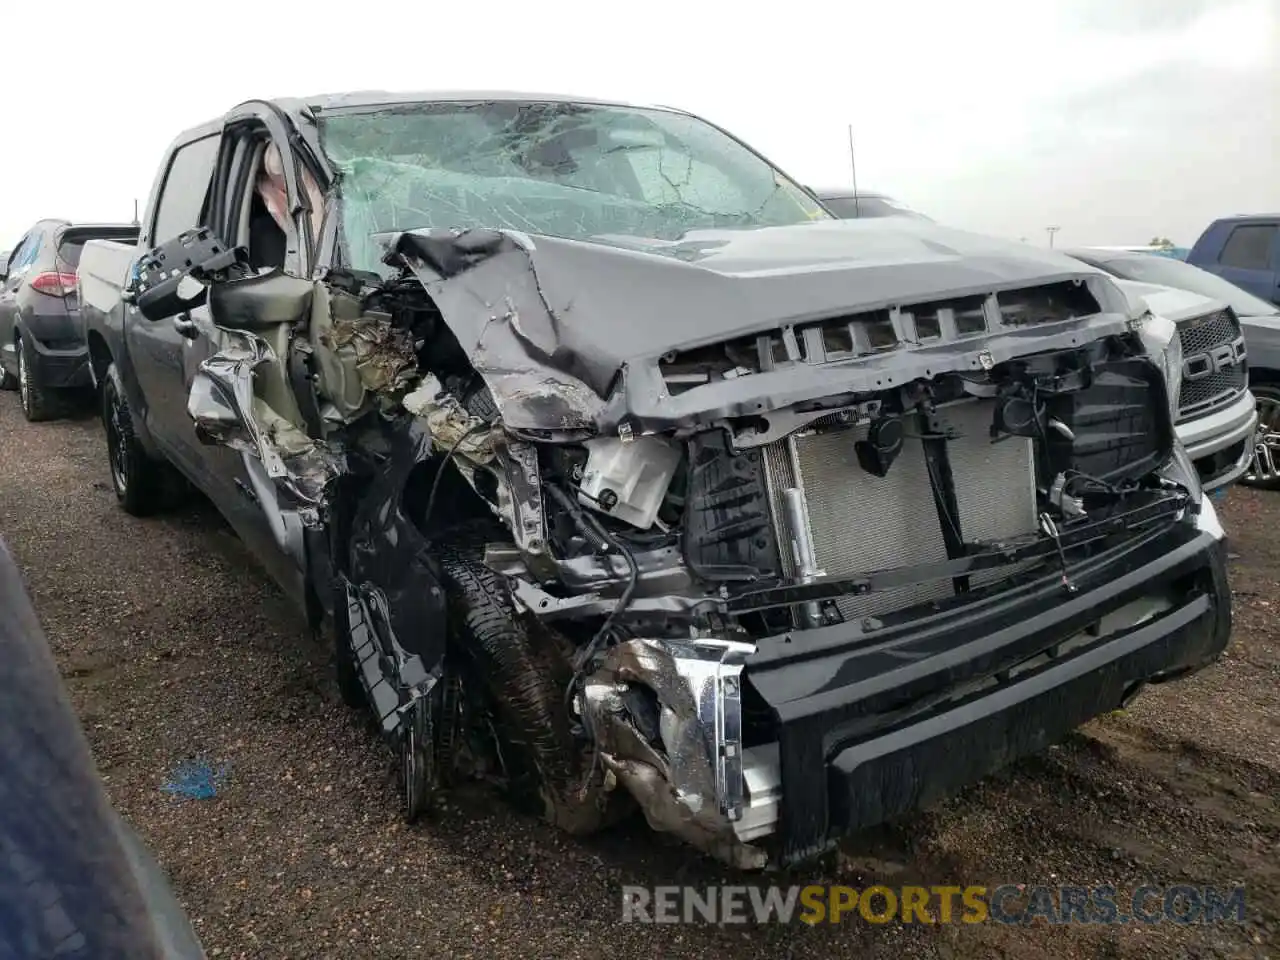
813,191,1261,492
1066,247,1279,490
1106,278,1256,490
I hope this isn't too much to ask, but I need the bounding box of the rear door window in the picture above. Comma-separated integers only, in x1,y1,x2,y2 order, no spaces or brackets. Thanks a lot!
10,232,42,272
149,134,221,244
1218,224,1277,271
4,237,29,275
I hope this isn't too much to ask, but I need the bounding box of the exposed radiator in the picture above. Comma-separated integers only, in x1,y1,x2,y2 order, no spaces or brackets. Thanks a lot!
763,400,1038,621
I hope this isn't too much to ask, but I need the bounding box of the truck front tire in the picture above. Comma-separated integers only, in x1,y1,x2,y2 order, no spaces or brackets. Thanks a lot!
437,532,624,836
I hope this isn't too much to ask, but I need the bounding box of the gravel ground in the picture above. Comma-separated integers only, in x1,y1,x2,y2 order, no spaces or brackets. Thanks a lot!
1,389,1277,960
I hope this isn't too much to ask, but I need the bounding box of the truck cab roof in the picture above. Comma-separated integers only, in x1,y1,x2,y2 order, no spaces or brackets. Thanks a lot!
169,90,683,146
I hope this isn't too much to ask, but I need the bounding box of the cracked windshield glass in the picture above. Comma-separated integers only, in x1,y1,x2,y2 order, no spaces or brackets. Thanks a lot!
318,100,830,274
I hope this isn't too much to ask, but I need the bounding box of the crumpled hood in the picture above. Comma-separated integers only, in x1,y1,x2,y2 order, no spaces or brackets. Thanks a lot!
431,218,1116,365
390,219,1130,431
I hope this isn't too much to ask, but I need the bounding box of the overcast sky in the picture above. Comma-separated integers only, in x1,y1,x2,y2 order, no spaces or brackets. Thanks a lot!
2,0,1276,250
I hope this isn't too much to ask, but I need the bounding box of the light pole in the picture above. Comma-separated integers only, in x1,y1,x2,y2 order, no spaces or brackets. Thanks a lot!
1046,226,1060,248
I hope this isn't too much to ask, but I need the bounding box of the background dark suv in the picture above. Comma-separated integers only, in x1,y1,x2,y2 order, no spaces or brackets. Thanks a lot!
0,220,138,421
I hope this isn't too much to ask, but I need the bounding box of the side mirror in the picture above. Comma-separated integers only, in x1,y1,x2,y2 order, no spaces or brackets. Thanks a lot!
134,228,247,322
208,269,315,332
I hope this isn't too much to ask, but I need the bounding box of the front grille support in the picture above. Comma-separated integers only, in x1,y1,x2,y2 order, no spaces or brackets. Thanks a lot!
918,399,970,594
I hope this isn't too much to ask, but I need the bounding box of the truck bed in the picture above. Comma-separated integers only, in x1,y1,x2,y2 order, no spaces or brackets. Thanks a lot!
78,239,137,323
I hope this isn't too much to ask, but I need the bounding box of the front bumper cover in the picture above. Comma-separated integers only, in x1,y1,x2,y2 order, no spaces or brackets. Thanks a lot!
742,512,1230,865
1177,389,1258,490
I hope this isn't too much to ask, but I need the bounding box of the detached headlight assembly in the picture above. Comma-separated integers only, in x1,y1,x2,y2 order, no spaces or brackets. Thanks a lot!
1137,310,1182,421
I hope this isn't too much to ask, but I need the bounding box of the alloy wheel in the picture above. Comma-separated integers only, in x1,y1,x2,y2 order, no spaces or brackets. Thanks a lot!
106,389,130,494
17,340,29,413
1245,393,1280,486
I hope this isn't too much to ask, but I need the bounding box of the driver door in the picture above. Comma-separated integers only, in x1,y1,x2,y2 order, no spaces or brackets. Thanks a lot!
135,105,326,613
199,109,324,610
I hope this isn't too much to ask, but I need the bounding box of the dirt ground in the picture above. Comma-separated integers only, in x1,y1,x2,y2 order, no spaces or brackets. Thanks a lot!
1,390,1276,960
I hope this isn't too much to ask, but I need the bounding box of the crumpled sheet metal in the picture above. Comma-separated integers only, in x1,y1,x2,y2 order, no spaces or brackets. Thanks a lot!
321,314,418,395
187,334,339,504
387,229,607,432
582,637,766,870
347,416,451,669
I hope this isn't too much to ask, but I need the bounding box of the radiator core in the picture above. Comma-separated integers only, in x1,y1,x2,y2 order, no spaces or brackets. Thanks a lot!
763,400,1037,621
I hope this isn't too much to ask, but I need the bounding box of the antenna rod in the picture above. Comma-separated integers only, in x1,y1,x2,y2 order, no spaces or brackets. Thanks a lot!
848,124,859,217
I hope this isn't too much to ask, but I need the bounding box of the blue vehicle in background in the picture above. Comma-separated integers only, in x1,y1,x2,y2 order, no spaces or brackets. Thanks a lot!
1188,215,1280,307
1079,245,1190,261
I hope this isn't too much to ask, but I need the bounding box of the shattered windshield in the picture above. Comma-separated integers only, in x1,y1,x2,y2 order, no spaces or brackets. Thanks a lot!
318,100,830,273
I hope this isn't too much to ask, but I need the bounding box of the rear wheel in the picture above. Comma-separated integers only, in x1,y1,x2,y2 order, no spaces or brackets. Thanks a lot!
102,362,182,515
17,336,64,422
1243,383,1280,490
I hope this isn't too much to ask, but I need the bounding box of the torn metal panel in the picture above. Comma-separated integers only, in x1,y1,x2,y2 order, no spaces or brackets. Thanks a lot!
581,637,764,870
341,579,437,734
240,451,309,571
320,312,418,396
187,333,340,504
388,230,606,432
346,416,450,674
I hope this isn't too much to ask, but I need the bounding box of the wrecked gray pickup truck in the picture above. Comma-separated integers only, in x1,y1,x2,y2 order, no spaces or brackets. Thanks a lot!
78,92,1232,869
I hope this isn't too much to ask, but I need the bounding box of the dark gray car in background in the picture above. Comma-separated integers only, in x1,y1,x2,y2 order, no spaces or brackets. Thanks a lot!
0,220,139,420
